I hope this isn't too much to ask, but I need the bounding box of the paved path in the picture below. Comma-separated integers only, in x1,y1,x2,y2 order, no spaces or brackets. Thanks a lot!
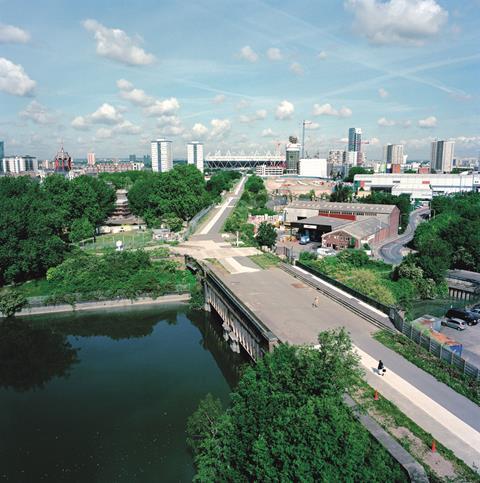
212,265,480,470
377,207,429,264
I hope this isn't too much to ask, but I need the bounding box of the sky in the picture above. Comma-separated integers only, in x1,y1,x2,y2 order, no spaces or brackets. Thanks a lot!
0,0,479,160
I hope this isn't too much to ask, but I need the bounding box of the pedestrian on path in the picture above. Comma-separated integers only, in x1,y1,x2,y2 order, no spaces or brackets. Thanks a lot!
377,360,386,376
312,295,319,308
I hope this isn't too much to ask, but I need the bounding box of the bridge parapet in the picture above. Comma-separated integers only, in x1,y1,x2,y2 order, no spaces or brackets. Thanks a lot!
186,256,279,361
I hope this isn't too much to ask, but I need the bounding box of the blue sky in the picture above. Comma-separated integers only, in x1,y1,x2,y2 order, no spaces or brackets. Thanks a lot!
0,0,479,160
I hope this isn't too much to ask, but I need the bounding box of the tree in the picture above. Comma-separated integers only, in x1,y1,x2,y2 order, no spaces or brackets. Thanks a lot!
0,289,27,318
256,222,277,248
69,217,94,243
330,183,353,202
188,329,406,482
343,167,372,183
415,238,452,282
162,213,183,232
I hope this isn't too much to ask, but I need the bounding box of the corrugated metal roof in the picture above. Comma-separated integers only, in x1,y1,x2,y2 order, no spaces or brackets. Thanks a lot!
327,217,388,239
287,200,397,214
292,215,349,228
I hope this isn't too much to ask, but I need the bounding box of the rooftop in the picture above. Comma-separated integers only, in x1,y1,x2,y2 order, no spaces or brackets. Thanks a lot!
291,215,348,229
287,200,397,214
327,217,388,239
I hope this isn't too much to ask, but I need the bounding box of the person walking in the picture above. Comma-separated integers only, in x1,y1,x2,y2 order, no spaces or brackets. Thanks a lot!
312,295,319,308
377,360,386,376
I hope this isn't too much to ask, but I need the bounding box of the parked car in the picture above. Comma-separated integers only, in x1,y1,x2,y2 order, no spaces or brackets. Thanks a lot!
317,247,336,257
470,303,480,315
445,308,479,326
299,234,310,245
442,318,467,331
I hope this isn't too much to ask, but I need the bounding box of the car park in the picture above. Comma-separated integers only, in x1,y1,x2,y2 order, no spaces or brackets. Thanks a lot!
445,308,479,326
441,318,467,331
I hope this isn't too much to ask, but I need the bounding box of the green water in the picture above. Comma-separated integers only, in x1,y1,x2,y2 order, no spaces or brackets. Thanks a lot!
0,305,246,482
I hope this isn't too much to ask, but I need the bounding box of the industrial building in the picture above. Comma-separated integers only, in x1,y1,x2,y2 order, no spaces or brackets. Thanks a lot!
354,173,480,200
298,158,327,178
284,200,399,248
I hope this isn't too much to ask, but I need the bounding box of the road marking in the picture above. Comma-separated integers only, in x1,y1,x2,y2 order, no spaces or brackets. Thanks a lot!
310,274,354,299
358,301,389,318
224,257,259,274
200,197,233,235
354,346,480,456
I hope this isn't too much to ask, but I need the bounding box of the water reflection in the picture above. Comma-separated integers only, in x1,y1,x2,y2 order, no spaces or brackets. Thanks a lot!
0,320,79,392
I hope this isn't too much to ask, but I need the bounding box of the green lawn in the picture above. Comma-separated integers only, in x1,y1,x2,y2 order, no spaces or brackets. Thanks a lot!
249,253,282,269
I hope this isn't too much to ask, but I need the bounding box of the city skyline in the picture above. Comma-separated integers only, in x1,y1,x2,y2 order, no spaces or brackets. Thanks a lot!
0,0,479,159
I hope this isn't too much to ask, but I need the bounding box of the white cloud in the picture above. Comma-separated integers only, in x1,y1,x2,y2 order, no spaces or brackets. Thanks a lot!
157,115,181,127
317,51,327,60
418,115,437,128
305,122,320,130
161,125,184,136
377,117,396,127
369,137,381,145
238,45,258,63
235,99,249,110
83,19,155,66
91,103,123,124
192,123,209,138
19,101,55,124
275,100,294,120
115,120,141,135
96,127,113,139
402,120,412,128
312,103,352,117
261,128,276,137
212,94,226,104
266,48,283,61
209,119,231,139
0,23,30,44
71,116,89,130
0,57,36,96
239,109,268,123
117,78,153,106
290,62,304,76
144,98,180,116
378,87,389,98
345,0,448,46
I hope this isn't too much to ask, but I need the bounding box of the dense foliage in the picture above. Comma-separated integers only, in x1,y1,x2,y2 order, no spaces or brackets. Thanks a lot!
43,250,195,304
127,165,212,227
361,192,412,232
329,182,353,202
255,222,277,248
206,170,241,200
0,289,27,318
0,175,115,285
344,166,373,183
187,329,407,481
99,171,151,189
300,249,446,308
410,192,480,273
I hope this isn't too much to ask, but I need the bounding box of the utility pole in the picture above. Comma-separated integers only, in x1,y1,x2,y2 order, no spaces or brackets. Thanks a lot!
301,120,312,159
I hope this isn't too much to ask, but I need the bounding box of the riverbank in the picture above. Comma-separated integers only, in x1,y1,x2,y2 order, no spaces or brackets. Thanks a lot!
14,293,191,317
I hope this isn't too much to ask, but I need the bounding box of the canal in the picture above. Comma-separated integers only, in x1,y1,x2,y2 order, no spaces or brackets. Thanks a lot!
0,304,247,482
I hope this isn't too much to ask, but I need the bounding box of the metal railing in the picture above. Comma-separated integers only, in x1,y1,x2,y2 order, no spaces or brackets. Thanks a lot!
183,204,215,240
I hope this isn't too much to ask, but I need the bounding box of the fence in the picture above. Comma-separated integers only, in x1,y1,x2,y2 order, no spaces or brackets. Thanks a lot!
295,260,480,381
183,204,214,241
394,317,480,381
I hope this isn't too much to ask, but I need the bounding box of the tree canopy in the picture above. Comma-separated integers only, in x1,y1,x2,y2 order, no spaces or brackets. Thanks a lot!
187,329,406,482
0,175,115,285
255,222,277,248
344,167,373,183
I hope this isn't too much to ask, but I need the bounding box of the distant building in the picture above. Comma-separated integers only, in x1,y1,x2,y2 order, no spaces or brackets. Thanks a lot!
87,152,96,166
286,140,301,175
151,139,173,173
129,154,137,163
0,141,4,160
431,140,454,173
327,150,344,165
354,172,480,200
54,146,72,172
90,161,144,173
143,154,151,165
255,164,284,176
298,158,327,178
187,141,204,173
1,155,38,174
383,144,404,173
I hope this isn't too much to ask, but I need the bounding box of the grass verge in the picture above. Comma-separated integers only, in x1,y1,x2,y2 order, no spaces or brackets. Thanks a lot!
249,253,282,269
354,383,480,482
374,330,480,406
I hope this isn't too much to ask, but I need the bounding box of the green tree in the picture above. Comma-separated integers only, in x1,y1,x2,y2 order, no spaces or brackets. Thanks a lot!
330,183,353,202
255,222,277,248
162,213,183,232
69,217,94,243
245,175,264,194
0,289,27,318
188,329,406,482
343,166,372,183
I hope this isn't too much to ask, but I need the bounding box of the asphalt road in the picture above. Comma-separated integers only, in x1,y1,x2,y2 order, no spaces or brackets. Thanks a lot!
378,207,430,265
